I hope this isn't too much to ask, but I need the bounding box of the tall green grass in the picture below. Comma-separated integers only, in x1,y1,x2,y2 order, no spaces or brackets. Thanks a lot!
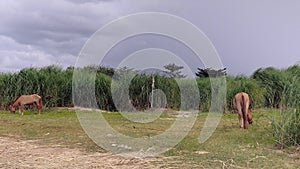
268,108,299,150
262,66,300,149
1,65,299,113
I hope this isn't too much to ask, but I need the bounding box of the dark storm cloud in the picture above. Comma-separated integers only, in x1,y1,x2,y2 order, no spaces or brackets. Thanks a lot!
0,0,299,74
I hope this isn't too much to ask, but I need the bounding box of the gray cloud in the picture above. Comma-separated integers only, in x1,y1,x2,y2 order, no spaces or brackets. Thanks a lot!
0,0,123,72
0,35,75,72
0,0,299,75
66,0,118,3
0,0,119,47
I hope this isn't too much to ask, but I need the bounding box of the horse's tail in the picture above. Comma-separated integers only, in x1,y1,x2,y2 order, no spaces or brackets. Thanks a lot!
241,94,248,129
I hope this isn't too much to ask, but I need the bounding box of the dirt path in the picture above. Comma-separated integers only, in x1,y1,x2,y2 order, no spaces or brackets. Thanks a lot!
0,137,182,169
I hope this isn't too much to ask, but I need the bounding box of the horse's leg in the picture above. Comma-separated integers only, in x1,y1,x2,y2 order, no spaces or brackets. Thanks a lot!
236,103,243,128
35,101,40,115
20,105,24,116
242,108,248,129
243,104,249,129
238,110,243,128
243,115,249,129
38,106,41,115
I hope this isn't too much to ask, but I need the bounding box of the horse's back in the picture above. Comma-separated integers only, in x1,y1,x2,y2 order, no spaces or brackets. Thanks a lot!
31,94,41,99
233,92,250,110
18,94,42,104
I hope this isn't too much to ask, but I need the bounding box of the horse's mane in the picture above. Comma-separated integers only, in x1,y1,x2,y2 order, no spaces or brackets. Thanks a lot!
11,95,22,104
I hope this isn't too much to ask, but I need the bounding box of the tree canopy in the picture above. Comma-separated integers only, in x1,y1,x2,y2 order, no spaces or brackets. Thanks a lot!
195,68,227,78
163,63,186,78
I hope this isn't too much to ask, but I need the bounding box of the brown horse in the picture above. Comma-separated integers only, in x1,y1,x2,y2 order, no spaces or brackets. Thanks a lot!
9,94,43,115
233,92,253,129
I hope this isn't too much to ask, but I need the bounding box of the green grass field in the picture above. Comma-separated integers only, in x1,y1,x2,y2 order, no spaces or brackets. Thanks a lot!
0,109,299,168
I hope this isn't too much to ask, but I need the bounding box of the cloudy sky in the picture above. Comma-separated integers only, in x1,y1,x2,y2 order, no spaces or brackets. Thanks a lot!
1,0,299,75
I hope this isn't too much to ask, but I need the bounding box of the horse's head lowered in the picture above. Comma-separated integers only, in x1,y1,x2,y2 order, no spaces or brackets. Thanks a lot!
9,105,16,113
248,109,253,124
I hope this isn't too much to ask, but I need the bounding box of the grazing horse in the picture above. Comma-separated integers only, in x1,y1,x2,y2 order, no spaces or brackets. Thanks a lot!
9,94,43,115
233,92,253,129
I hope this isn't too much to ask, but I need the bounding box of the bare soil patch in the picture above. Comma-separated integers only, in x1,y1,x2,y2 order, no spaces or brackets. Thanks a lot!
0,137,180,169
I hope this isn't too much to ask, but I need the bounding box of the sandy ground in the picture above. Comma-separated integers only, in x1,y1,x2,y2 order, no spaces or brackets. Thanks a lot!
0,137,183,169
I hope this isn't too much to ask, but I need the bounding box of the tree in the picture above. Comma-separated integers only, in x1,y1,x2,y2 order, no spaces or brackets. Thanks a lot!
195,68,227,78
163,63,186,78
